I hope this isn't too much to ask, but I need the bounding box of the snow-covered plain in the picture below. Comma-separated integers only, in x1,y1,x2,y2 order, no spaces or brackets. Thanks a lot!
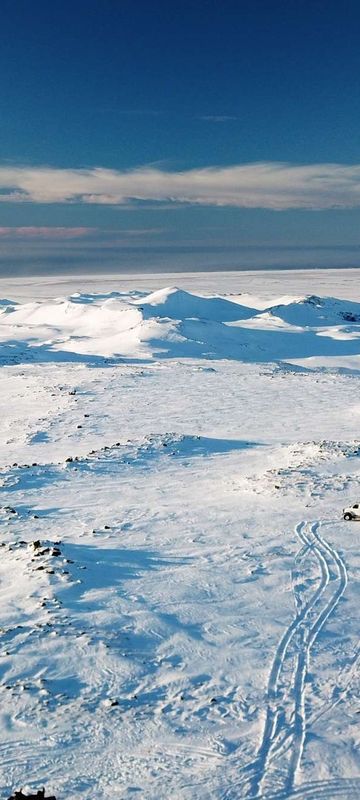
0,270,360,800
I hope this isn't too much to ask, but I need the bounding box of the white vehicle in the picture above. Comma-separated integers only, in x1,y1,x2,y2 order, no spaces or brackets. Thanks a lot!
343,503,360,521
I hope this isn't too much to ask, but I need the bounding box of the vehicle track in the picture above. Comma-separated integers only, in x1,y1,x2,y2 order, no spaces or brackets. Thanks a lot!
232,520,349,799
270,522,350,785
284,523,348,793
259,776,360,799
247,522,329,797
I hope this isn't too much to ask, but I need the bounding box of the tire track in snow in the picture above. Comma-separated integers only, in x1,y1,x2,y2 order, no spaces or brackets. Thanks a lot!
234,520,348,799
223,523,318,800
284,523,348,793
283,522,329,792
246,521,330,798
259,776,360,799
266,523,347,793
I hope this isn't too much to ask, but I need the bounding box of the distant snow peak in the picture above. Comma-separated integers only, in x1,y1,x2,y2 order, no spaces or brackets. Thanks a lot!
135,285,253,323
0,287,360,364
266,294,360,327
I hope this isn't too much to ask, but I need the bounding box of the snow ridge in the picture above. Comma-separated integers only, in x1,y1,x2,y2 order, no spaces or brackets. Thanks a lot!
0,288,360,365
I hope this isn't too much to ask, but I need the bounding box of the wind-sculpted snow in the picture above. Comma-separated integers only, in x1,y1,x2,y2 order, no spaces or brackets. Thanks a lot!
264,295,360,327
1,278,360,799
134,285,254,322
1,288,360,365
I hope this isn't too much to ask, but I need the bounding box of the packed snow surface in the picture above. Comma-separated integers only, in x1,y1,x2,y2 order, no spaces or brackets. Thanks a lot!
0,273,360,800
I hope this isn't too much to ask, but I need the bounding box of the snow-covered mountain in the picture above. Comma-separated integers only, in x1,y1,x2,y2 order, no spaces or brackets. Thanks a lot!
1,287,360,365
264,294,360,327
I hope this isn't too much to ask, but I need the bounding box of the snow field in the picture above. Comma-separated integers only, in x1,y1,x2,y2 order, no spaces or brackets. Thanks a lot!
0,277,359,799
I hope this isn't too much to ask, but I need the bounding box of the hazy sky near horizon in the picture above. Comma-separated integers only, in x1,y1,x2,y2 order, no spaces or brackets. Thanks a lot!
1,0,360,274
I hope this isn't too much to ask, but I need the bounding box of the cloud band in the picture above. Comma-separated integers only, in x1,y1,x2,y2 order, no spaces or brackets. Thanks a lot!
0,162,360,209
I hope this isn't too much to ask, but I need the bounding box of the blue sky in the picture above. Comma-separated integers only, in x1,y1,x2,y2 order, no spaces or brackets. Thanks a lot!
1,0,360,274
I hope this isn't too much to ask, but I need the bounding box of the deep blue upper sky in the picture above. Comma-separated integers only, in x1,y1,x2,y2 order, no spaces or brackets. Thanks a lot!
1,0,360,273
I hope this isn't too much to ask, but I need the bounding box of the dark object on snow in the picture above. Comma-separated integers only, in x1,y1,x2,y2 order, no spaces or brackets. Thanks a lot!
8,789,56,800
341,311,360,322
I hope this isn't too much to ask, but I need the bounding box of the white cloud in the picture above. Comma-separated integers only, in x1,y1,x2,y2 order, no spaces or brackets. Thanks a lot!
0,162,360,209
0,226,95,238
